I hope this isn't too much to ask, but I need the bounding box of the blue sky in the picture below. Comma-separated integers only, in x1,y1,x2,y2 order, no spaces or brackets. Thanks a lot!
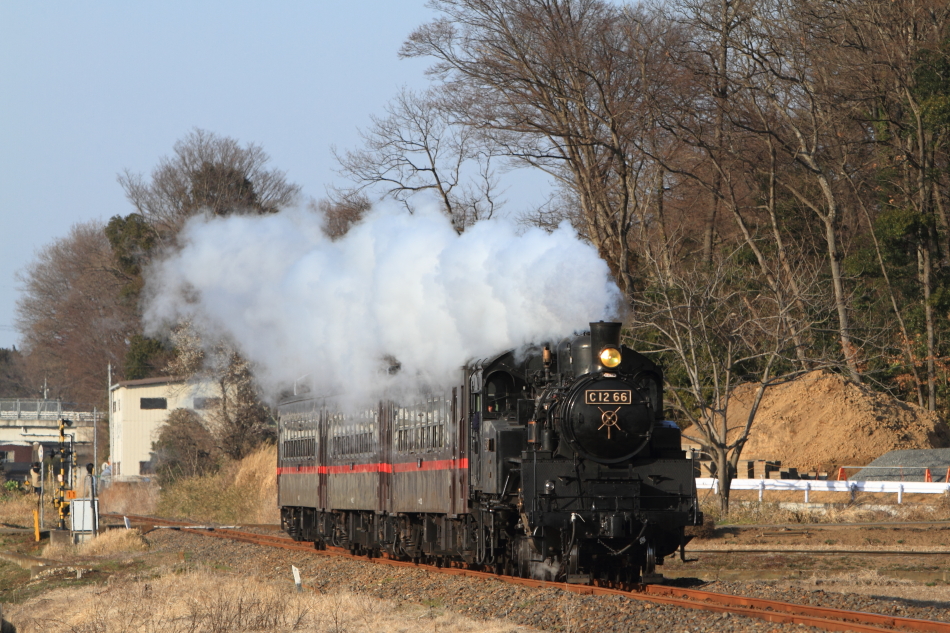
0,2,552,350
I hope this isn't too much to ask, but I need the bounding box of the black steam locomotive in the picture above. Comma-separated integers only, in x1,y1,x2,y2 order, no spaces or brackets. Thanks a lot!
278,322,701,583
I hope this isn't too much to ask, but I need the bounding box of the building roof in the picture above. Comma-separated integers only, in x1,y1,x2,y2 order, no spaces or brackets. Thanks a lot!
110,376,187,391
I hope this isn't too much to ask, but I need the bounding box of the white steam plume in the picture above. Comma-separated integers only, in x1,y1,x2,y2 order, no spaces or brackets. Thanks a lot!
144,205,620,404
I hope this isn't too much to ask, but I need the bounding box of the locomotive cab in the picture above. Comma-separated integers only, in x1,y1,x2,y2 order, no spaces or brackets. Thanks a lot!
483,370,523,419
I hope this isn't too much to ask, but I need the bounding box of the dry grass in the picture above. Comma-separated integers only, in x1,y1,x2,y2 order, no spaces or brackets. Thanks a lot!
157,444,278,525
232,444,279,524
99,481,161,516
0,491,42,528
5,571,534,633
41,528,150,560
1,479,160,530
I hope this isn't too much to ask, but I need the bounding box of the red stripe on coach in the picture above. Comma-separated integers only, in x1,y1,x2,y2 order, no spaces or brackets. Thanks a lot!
277,458,468,476
392,458,469,472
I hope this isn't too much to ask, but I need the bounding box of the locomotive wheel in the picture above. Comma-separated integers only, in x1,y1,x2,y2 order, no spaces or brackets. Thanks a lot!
643,543,656,577
566,543,580,578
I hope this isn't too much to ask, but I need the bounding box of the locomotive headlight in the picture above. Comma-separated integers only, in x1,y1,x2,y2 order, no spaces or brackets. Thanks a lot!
599,346,622,368
544,480,556,494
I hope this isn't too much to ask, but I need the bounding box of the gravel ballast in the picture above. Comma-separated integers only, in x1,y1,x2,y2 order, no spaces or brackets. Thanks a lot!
854,449,950,482
138,528,950,632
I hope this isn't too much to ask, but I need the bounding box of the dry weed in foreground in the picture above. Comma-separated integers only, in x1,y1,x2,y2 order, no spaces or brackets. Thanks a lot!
5,571,534,633
804,569,914,587
42,528,149,560
81,528,149,557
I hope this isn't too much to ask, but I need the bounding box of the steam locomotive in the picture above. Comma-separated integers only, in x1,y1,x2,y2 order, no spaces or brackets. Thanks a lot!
278,322,701,583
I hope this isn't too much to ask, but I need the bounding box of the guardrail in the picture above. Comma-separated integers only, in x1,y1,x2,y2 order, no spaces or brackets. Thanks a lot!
0,412,102,423
697,477,950,504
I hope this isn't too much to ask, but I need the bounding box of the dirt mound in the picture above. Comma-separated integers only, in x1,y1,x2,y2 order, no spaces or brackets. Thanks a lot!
725,370,950,472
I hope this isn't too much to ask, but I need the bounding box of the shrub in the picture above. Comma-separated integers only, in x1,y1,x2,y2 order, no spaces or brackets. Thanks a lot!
152,408,219,486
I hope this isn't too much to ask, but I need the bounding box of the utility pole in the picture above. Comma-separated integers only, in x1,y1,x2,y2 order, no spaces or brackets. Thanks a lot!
36,443,45,529
93,406,97,481
105,362,111,476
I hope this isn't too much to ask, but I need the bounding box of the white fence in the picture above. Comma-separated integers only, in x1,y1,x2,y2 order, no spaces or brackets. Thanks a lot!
696,477,950,504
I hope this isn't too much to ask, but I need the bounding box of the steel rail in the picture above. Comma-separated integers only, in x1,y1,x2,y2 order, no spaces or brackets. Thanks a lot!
717,521,950,530
103,514,950,633
688,548,950,556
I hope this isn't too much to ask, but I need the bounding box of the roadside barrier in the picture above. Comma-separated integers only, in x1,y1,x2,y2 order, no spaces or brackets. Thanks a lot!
696,477,950,504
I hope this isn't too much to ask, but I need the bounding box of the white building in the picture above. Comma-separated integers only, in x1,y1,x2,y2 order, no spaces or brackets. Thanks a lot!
108,377,219,481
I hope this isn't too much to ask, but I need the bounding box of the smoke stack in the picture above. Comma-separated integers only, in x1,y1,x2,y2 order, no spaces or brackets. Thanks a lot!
590,321,622,372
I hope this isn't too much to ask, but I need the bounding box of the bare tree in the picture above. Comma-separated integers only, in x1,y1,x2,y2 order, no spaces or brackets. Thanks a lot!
658,0,757,265
716,0,871,381
119,128,301,245
402,0,670,296
113,130,303,394
629,243,813,512
638,0,819,371
312,193,372,240
334,87,500,232
828,0,950,409
0,347,31,398
166,324,274,460
15,221,138,406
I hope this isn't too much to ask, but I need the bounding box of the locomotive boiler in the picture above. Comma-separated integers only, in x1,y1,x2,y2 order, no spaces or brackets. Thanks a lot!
278,321,701,583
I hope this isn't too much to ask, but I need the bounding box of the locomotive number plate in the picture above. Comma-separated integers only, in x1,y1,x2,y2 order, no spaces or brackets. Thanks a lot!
585,390,632,405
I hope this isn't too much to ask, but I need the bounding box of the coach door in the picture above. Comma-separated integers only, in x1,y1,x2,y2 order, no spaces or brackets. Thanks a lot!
318,406,328,511
378,402,392,514
468,368,483,491
450,385,469,517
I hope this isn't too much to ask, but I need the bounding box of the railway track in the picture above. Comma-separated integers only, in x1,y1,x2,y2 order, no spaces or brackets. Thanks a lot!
716,520,950,530
688,547,950,556
104,513,950,633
